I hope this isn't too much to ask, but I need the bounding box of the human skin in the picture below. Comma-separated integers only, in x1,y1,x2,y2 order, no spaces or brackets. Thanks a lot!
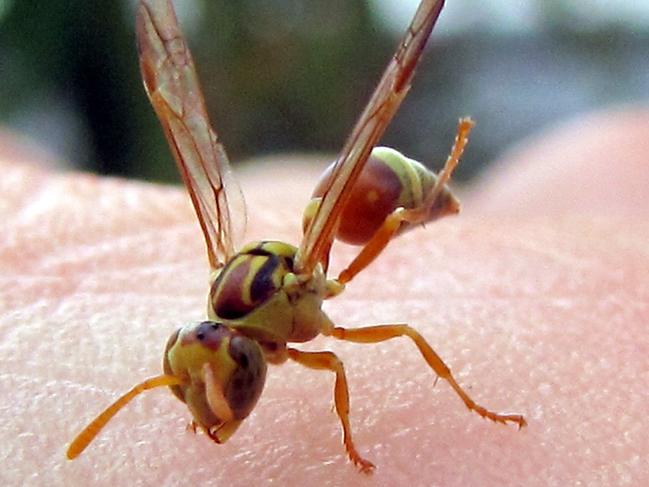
1,108,648,486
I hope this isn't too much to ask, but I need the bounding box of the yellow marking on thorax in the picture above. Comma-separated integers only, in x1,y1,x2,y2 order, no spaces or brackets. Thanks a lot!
241,255,268,306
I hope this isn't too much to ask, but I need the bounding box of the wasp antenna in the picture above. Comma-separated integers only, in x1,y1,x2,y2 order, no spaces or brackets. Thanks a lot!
67,374,183,460
424,117,475,208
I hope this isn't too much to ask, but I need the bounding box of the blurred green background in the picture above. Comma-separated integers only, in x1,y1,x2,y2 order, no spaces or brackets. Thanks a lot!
0,0,647,182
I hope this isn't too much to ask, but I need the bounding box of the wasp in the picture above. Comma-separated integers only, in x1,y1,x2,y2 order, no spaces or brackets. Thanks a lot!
67,0,526,472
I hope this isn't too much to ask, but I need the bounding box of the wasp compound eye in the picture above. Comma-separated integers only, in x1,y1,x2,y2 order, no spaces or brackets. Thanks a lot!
225,335,267,420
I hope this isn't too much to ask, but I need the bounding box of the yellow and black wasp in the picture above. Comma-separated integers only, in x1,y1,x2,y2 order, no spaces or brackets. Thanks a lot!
67,0,526,472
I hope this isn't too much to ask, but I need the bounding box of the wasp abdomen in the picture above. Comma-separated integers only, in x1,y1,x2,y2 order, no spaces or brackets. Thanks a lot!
303,146,460,245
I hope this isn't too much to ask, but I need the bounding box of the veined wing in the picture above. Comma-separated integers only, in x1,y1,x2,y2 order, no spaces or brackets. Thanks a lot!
136,0,245,271
295,0,445,275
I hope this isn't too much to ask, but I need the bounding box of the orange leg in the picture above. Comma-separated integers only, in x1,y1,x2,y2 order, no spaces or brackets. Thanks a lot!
336,118,473,286
287,348,375,473
324,324,527,428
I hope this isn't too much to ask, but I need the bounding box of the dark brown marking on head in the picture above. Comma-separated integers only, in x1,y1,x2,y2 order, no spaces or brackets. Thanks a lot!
191,321,228,351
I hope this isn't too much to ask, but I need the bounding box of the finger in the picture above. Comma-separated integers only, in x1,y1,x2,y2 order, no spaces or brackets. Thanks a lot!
2,142,647,485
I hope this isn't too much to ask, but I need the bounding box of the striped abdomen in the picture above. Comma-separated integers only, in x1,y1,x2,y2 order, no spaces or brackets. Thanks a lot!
303,146,460,245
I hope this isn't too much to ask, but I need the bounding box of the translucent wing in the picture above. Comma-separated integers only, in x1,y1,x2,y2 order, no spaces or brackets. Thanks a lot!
136,0,245,271
295,0,445,275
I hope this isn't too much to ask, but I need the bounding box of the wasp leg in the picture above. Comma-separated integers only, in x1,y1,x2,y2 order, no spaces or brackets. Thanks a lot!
336,118,473,286
186,421,198,434
287,348,375,474
324,324,527,428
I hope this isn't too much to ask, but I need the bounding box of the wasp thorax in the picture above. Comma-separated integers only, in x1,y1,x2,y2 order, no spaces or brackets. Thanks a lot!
303,146,460,246
163,321,267,443
209,241,297,321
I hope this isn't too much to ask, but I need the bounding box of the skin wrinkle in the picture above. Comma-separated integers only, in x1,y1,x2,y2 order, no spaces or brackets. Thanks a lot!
1,108,649,485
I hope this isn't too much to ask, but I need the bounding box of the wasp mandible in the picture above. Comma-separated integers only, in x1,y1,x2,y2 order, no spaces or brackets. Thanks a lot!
67,0,526,473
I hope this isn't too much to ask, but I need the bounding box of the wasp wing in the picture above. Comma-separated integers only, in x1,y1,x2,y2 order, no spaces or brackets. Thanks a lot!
295,0,445,275
136,1,245,271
